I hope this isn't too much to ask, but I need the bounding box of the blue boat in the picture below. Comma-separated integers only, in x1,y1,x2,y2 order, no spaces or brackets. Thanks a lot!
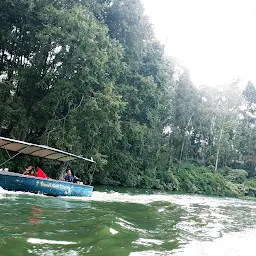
0,137,95,197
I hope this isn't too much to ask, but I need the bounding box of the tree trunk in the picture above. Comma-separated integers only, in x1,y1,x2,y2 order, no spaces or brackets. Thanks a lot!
214,120,224,172
179,139,185,164
179,112,194,165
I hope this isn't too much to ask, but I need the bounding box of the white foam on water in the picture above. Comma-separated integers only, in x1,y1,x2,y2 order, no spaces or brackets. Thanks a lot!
0,187,21,200
172,228,256,256
130,250,169,255
27,238,77,245
109,228,118,235
85,191,256,209
1,188,255,256
117,217,134,226
157,207,165,213
132,238,164,246
0,187,49,198
27,249,79,256
116,219,147,234
130,228,256,256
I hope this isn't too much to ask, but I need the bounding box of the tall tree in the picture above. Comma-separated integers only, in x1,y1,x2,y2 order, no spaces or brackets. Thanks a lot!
0,0,125,180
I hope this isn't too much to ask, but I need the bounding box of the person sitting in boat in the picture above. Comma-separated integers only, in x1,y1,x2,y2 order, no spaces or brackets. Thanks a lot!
0,168,8,172
62,169,68,180
73,175,81,183
23,166,36,176
64,169,74,182
69,170,81,183
36,166,47,179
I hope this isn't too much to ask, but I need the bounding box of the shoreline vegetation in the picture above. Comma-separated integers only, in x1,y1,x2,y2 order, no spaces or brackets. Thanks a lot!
0,0,255,198
95,162,256,198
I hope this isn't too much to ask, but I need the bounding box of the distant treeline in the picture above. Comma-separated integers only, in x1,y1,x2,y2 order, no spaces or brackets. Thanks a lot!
0,0,256,197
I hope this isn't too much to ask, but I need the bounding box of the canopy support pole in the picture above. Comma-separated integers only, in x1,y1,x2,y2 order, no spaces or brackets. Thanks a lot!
0,145,31,167
59,161,69,180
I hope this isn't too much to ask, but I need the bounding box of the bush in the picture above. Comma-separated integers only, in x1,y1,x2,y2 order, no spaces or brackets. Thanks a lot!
243,179,256,188
226,169,248,184
243,179,256,197
174,163,238,196
225,181,246,196
219,166,233,176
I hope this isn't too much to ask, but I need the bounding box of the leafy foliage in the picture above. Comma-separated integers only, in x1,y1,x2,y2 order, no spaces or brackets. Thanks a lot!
0,0,255,197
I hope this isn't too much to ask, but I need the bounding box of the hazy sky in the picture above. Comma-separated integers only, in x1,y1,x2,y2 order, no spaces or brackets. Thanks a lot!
142,0,256,87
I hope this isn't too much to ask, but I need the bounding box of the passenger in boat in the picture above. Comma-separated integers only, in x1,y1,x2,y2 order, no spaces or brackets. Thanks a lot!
36,166,47,179
23,166,36,176
65,169,81,183
64,169,74,182
73,175,81,183
61,169,68,180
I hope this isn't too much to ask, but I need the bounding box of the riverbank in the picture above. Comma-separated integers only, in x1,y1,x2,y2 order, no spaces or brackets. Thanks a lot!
95,162,256,198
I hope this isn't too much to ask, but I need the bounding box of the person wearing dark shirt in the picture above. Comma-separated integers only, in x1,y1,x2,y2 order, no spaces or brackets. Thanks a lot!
64,169,74,182
23,166,36,176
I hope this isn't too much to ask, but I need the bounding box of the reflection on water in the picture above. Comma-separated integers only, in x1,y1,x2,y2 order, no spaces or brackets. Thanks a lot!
29,205,43,225
0,187,255,256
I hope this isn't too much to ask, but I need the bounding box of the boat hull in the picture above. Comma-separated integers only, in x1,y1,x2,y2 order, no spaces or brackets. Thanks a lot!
0,171,93,197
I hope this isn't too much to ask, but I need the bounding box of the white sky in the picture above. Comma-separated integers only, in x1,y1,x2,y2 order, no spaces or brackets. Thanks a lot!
142,0,256,87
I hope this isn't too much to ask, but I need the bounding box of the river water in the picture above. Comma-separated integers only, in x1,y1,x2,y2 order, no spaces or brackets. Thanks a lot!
0,186,256,256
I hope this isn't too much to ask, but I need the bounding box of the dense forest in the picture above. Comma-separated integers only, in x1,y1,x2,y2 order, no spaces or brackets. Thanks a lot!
0,0,256,197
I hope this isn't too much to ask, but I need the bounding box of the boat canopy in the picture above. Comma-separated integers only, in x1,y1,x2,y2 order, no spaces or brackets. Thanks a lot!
0,136,95,163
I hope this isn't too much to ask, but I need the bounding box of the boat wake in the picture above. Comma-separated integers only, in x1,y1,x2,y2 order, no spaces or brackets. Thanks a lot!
170,228,256,256
69,191,256,209
0,187,256,256
0,186,48,198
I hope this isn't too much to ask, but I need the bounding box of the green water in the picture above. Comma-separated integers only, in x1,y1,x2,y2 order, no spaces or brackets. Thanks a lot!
0,187,256,256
